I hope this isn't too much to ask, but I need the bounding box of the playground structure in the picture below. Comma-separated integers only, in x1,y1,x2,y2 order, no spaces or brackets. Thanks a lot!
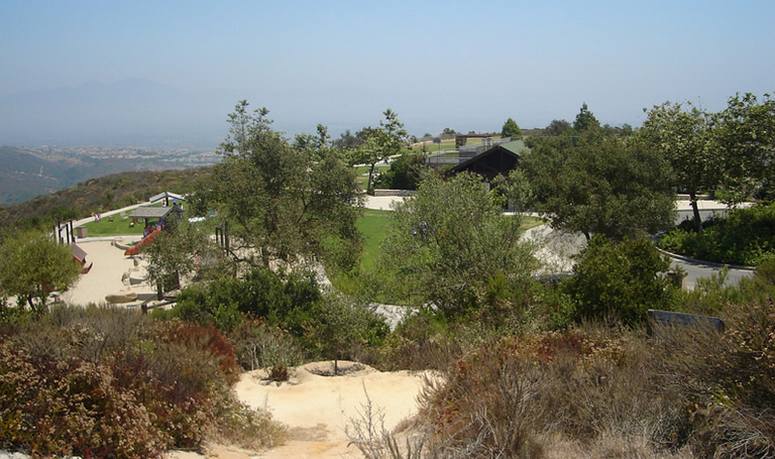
123,202,183,256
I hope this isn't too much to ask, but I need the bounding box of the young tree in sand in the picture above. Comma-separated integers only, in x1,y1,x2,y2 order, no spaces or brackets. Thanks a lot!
311,294,387,375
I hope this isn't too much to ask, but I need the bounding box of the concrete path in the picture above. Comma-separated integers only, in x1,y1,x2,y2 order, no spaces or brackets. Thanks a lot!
523,222,755,290
363,195,405,210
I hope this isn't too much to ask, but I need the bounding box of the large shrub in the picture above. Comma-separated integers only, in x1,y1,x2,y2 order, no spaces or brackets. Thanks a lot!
373,153,428,190
382,173,537,317
169,267,321,335
658,202,775,265
0,306,283,457
0,230,80,313
564,236,674,324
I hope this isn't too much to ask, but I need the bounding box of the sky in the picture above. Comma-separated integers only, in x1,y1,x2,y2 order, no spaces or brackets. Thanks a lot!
1,0,774,147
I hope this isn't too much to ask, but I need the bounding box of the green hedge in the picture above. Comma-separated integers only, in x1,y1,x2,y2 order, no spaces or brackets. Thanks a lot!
659,202,775,265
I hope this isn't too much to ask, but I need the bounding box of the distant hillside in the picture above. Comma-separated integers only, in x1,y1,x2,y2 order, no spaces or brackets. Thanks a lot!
0,168,213,230
0,145,217,205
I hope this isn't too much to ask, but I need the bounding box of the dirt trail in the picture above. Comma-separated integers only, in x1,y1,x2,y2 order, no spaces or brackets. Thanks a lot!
237,361,430,458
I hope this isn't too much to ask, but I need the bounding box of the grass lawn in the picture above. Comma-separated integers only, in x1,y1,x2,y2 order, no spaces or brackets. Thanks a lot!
356,209,394,271
81,213,144,236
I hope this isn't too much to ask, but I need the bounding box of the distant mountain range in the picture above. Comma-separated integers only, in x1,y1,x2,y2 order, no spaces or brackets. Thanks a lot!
0,145,218,205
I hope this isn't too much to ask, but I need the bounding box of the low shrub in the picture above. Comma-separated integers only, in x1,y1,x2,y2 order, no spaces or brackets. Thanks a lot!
655,299,775,457
416,293,775,457
228,318,302,371
658,202,775,265
417,326,684,457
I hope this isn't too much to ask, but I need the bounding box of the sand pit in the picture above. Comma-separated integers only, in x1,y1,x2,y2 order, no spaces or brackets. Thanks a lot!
61,239,157,306
235,361,431,458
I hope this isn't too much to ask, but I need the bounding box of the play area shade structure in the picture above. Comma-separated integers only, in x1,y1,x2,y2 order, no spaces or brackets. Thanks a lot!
128,205,178,223
149,191,184,206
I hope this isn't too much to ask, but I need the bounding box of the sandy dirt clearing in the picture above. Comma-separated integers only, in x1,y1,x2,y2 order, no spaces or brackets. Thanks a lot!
238,362,430,458
61,239,157,306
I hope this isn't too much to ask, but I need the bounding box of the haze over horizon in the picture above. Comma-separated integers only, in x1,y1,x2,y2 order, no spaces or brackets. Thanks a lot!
2,0,774,148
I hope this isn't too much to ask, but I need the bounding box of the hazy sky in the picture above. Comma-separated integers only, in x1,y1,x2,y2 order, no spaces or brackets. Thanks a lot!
2,0,774,147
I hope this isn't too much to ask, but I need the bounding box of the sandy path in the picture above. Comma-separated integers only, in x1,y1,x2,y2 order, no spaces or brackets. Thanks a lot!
235,362,430,458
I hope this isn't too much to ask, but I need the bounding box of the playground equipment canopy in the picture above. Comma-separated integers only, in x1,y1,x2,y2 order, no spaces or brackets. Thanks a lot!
129,206,177,219
149,191,184,205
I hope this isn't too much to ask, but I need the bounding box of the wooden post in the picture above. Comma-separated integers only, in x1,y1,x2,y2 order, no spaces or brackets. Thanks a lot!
224,221,229,253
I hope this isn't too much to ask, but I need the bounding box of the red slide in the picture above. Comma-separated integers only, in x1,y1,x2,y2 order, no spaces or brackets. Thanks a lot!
124,228,161,256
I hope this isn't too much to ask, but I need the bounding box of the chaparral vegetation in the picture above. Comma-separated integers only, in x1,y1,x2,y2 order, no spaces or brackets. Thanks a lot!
1,94,773,458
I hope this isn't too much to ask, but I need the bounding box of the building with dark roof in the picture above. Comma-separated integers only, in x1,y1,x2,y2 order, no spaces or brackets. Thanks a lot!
447,140,528,181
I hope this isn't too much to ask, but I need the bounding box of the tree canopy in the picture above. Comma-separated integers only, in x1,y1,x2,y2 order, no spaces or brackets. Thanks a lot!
381,173,537,316
524,135,675,240
0,231,80,312
714,92,775,203
203,100,361,268
501,118,523,139
640,101,716,231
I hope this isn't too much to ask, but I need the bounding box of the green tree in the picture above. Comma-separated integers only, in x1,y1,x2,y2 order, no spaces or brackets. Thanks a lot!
640,102,717,231
492,169,535,212
0,231,79,313
545,119,572,136
500,117,523,139
373,153,429,190
206,101,361,268
351,109,408,193
381,173,537,316
564,236,674,324
309,294,388,375
573,103,601,132
145,220,225,295
524,135,675,240
714,92,775,203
